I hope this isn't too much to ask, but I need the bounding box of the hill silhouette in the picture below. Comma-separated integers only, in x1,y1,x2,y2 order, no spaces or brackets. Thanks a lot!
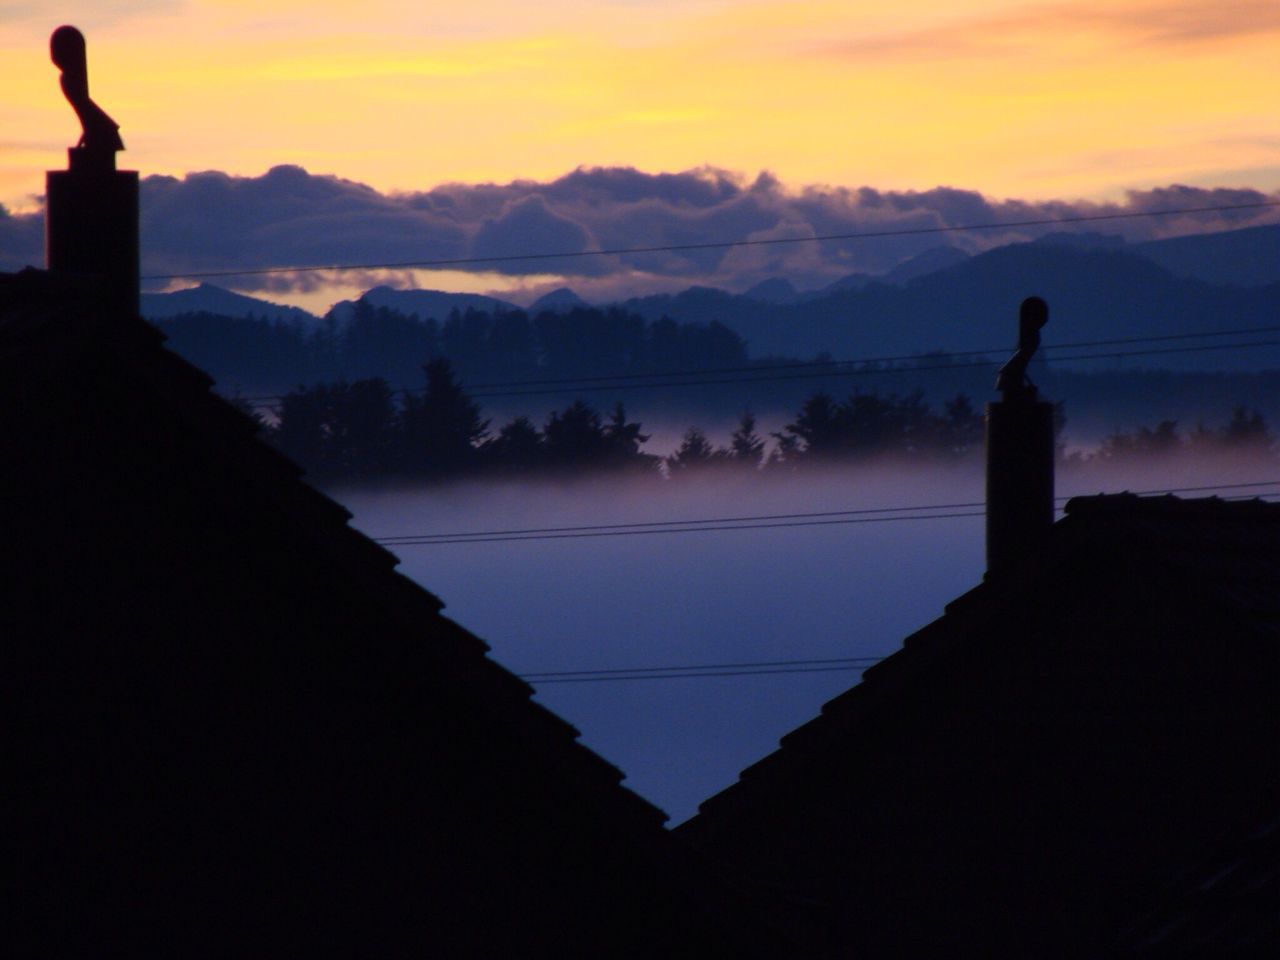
621,240,1280,369
1134,223,1280,287
142,282,320,324
328,285,518,323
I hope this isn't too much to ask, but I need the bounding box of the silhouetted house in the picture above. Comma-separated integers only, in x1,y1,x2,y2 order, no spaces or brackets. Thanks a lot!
2,268,789,958
676,489,1280,957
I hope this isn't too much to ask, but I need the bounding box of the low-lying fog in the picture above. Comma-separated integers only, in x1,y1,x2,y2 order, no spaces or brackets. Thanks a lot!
334,455,1277,824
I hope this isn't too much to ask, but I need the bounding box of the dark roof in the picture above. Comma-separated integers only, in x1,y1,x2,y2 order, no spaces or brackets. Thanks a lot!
677,489,1280,958
1117,776,1280,956
2,270,790,958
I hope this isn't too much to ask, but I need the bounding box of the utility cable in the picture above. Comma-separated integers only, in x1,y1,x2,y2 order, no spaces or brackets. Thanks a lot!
374,499,991,543
461,341,1278,400
395,324,1280,394
372,480,1280,546
518,655,887,684
142,200,1280,281
235,331,1280,406
383,511,988,545
518,655,885,679
521,664,878,684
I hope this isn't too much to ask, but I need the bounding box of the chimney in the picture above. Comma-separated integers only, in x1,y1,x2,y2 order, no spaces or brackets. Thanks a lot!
985,297,1055,576
44,26,139,318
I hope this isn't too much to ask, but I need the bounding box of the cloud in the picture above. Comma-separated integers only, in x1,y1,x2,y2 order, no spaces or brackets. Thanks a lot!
140,165,469,290
0,201,44,272
2,164,1277,296
818,0,1280,61
0,1,180,29
470,194,603,275
1107,0,1280,44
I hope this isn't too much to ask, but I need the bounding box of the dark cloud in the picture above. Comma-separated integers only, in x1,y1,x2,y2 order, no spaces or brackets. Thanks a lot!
140,165,469,291
2,164,1277,298
541,165,747,208
470,194,604,276
0,202,44,273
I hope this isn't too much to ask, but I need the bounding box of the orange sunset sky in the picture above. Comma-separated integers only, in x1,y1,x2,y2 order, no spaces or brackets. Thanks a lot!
2,0,1278,216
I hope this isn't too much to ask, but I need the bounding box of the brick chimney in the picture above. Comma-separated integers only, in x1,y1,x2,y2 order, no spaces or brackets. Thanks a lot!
985,297,1055,576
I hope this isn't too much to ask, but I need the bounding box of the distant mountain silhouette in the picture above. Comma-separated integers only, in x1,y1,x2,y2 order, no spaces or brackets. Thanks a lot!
142,283,319,325
815,271,877,295
743,277,802,304
1134,223,1280,287
1029,231,1127,251
881,245,971,284
804,246,969,299
528,286,591,313
620,242,1280,370
143,224,1280,377
328,285,519,323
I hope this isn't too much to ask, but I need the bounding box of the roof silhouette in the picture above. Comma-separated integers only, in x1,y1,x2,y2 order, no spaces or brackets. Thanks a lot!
1,268,790,957
1117,775,1279,955
676,489,1280,958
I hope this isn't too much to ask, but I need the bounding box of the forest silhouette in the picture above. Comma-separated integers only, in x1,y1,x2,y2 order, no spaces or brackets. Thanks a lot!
256,357,1274,485
156,296,1280,439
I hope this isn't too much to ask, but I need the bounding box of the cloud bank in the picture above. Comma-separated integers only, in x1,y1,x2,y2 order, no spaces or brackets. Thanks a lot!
2,164,1277,302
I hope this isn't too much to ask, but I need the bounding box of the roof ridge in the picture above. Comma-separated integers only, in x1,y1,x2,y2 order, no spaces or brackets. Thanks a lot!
1065,491,1280,517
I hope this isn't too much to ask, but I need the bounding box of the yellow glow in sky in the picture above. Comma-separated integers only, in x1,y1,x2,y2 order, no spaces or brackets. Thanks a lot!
1,0,1278,211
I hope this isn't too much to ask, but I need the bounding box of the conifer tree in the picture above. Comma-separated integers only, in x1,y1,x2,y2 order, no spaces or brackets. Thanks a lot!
729,411,765,468
400,358,488,479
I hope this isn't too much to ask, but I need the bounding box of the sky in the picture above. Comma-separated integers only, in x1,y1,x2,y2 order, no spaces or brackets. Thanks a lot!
2,1,1279,305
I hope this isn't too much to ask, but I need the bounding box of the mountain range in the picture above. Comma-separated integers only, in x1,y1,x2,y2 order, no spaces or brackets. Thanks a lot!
141,282,319,325
142,222,1280,372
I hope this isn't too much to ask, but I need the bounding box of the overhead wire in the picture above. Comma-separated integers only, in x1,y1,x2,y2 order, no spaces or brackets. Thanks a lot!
458,479,1279,683
486,480,1279,682
517,655,886,680
520,663,881,684
372,480,1280,546
459,341,1278,400
383,510,990,545
234,327,1280,407
374,499,991,543
375,324,1280,393
143,199,1280,281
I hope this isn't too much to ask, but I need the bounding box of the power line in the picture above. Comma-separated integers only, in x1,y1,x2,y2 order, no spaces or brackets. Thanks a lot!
373,480,1280,546
460,341,1278,400
383,510,991,545
522,664,877,684
520,655,886,677
518,655,885,683
142,200,1280,281
237,329,1280,406
375,499,990,543
475,480,1280,682
405,324,1280,394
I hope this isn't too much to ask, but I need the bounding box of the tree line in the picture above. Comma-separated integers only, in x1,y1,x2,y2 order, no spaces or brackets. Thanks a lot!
160,300,750,396
252,356,1276,485
1071,407,1276,463
156,300,1280,434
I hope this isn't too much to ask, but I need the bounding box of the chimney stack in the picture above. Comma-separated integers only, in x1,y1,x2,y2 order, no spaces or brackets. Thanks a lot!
45,26,138,317
985,297,1055,576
